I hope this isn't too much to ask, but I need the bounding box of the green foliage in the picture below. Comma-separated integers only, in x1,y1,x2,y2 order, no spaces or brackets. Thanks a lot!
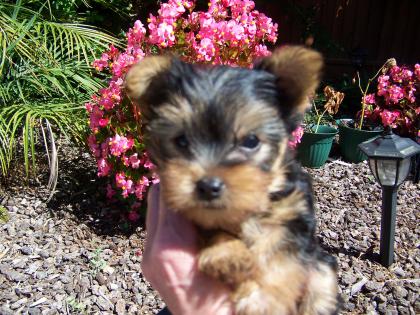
89,248,107,275
66,296,86,313
0,0,123,178
0,205,10,223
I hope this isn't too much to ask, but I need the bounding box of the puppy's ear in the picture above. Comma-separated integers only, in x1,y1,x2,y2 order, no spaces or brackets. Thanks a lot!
255,46,323,117
125,55,173,120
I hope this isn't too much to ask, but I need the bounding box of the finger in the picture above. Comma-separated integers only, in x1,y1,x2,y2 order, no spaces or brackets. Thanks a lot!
158,204,198,250
144,183,161,252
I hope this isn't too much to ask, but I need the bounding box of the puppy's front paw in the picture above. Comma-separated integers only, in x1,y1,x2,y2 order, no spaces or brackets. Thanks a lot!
198,240,255,286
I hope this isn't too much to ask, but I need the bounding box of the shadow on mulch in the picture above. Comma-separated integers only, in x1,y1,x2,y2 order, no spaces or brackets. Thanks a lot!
45,147,145,237
320,240,382,264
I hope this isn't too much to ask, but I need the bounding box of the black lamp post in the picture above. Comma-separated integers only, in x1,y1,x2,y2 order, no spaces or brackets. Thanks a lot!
358,128,420,267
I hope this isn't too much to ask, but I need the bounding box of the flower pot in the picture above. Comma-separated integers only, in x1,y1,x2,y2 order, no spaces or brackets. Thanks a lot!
338,120,383,163
297,125,338,168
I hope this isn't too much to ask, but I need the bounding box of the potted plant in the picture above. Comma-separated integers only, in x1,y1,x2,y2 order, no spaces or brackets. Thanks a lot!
297,86,344,168
337,60,398,163
362,61,420,181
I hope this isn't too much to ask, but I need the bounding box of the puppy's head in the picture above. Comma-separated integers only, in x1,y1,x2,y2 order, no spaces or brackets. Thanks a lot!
125,47,322,231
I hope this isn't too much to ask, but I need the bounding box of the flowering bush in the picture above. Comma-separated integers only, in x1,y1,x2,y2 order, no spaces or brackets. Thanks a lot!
86,0,280,215
363,62,420,140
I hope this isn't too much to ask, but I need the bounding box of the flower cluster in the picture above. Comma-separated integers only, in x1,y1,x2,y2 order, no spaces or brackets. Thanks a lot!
289,126,304,148
363,62,420,140
86,0,280,216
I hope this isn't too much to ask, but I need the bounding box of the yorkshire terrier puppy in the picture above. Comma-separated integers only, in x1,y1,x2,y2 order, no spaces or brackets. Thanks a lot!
126,46,339,315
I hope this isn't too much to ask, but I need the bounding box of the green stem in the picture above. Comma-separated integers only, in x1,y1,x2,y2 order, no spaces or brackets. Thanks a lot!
315,109,328,133
357,59,393,130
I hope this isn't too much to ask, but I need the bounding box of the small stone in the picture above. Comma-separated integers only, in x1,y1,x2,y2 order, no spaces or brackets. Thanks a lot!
0,265,26,282
96,296,113,311
96,272,107,286
393,267,406,278
35,271,48,280
28,308,41,315
115,299,126,315
10,298,28,310
20,246,33,255
108,283,118,291
344,302,356,311
385,308,398,315
397,306,410,315
378,302,387,313
373,270,387,282
127,304,138,313
392,286,408,300
376,294,387,303
341,273,357,285
365,281,383,292
15,288,31,298
38,250,49,259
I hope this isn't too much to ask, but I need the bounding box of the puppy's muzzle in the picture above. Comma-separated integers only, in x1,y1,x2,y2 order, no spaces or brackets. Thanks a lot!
196,176,225,201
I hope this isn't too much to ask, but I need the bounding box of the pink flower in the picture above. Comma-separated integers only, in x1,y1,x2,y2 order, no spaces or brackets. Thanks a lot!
380,110,400,128
89,106,104,132
390,66,402,82
377,75,390,96
288,126,304,148
135,176,150,200
401,68,413,81
195,38,216,61
129,153,141,169
415,64,420,80
151,174,160,184
88,135,101,158
92,53,109,71
128,211,140,222
106,184,116,199
97,158,111,177
109,134,134,157
363,93,376,104
142,153,156,169
405,86,416,103
386,85,404,104
127,20,147,48
98,118,109,127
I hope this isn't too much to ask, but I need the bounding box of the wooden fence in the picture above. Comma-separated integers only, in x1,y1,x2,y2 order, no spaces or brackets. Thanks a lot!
257,0,420,78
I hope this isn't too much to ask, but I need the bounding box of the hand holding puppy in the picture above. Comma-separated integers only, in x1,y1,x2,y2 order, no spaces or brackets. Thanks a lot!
141,184,233,315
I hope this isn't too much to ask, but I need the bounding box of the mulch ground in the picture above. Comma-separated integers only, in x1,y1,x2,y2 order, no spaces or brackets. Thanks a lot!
0,143,419,314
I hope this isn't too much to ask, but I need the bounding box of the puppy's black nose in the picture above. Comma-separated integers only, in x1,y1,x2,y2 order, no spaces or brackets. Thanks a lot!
196,177,225,200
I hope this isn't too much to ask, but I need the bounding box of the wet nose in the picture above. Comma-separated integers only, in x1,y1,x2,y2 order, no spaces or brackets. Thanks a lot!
196,177,225,200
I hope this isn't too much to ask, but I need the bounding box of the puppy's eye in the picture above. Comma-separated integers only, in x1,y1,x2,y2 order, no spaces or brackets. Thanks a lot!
174,134,189,148
240,134,260,149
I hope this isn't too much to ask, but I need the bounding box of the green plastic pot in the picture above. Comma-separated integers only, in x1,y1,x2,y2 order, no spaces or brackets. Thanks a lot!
338,121,383,163
297,125,338,168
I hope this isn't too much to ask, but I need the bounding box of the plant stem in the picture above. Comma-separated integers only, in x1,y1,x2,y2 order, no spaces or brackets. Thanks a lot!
315,109,328,133
357,59,393,130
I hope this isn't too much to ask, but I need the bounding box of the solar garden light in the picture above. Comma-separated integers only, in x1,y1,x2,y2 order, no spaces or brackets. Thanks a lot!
358,127,420,267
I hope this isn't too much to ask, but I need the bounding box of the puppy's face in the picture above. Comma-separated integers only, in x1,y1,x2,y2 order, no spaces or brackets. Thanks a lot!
126,47,322,231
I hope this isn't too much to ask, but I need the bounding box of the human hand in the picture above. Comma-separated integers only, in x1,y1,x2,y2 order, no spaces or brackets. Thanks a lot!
141,184,233,315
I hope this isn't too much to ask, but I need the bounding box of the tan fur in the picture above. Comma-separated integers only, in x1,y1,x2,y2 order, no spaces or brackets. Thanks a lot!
256,46,323,114
268,138,289,193
300,262,338,315
159,159,271,232
198,232,256,286
125,55,172,117
233,256,308,315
